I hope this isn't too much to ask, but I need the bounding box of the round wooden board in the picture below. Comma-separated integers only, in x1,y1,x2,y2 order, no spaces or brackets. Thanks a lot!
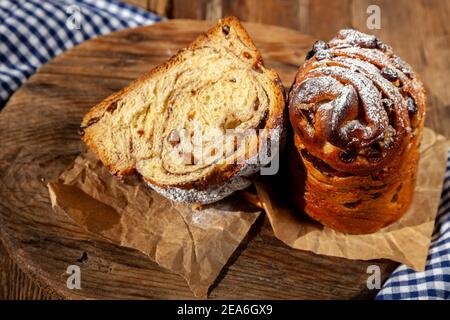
0,20,397,299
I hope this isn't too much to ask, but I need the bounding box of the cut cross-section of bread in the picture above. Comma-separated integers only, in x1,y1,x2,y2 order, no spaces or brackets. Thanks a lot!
80,17,285,204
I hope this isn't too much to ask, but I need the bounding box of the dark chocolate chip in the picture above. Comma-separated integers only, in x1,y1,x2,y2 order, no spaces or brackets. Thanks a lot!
388,114,396,127
382,98,394,112
381,67,398,81
371,192,382,199
253,97,260,111
343,200,362,209
305,49,315,61
406,97,418,114
382,99,396,126
339,149,357,163
366,144,383,163
106,101,118,113
222,24,230,35
86,117,100,127
364,37,378,49
243,52,252,59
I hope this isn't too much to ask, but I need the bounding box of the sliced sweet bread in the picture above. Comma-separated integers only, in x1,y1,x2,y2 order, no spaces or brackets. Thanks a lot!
80,17,285,204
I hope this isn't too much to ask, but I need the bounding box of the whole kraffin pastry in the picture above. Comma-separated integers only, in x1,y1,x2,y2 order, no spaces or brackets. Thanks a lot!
288,29,426,234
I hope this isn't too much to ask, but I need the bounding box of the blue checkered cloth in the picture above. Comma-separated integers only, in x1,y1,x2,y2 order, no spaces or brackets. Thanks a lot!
1,0,449,301
0,0,162,108
377,150,450,300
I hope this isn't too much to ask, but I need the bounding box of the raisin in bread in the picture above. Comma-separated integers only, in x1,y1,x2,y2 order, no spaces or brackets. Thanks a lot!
80,17,285,204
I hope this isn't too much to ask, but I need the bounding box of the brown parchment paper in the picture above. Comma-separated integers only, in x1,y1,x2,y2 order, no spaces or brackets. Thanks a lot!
48,151,260,297
255,128,448,271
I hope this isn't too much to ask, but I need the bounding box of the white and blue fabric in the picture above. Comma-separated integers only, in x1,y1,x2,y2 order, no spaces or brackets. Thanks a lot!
377,150,450,300
0,0,161,108
1,0,449,301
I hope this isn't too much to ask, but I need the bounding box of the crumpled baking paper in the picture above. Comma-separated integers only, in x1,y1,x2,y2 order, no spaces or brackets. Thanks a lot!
255,128,448,271
48,126,447,298
48,151,260,297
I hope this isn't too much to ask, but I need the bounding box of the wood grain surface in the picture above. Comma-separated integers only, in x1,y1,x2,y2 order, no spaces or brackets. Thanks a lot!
0,19,405,300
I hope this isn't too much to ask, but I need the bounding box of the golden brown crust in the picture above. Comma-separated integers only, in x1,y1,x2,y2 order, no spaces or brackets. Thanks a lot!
288,141,419,234
80,17,285,194
288,29,426,234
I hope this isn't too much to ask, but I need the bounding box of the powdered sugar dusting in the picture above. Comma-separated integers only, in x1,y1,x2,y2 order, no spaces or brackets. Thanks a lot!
146,159,260,205
305,65,388,147
145,124,282,204
329,29,378,49
290,29,423,166
146,174,252,204
294,76,341,105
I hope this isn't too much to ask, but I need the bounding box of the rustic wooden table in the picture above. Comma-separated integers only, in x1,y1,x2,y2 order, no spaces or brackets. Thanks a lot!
1,0,449,300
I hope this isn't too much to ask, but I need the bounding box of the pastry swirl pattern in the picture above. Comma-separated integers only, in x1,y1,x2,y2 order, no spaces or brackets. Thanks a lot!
289,29,425,175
